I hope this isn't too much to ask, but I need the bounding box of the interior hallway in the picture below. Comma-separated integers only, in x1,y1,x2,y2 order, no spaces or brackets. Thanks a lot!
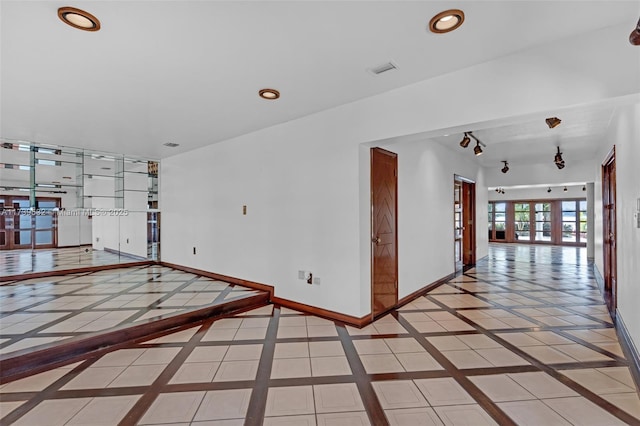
0,244,639,425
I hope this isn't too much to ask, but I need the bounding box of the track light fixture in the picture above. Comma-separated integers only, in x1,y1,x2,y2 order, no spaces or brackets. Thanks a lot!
630,17,640,46
459,132,471,148
474,141,483,156
495,187,505,194
459,131,486,155
554,147,565,169
547,187,552,193
582,185,586,191
501,161,509,174
546,117,562,128
564,187,568,192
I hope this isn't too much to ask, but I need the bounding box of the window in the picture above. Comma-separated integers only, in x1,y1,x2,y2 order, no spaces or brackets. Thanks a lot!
534,203,551,242
488,199,586,246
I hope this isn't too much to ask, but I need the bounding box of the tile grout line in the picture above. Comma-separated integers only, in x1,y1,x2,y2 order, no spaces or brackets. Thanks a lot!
392,311,518,426
117,320,213,426
421,291,640,424
243,305,279,425
336,325,389,426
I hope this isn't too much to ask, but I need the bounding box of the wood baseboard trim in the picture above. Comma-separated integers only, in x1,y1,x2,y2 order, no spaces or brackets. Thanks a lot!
272,296,369,328
160,262,274,298
0,261,153,283
594,264,605,295
397,272,456,307
615,311,640,393
0,292,269,382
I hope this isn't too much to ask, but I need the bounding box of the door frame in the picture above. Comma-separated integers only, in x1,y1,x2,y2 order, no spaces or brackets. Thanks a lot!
602,146,617,316
454,175,476,270
370,147,398,319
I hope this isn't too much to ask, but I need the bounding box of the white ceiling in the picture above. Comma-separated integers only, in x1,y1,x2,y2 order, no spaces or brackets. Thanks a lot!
429,102,618,168
1,1,639,159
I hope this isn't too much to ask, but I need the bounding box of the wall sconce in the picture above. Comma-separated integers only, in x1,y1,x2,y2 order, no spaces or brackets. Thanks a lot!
501,161,509,174
554,147,565,169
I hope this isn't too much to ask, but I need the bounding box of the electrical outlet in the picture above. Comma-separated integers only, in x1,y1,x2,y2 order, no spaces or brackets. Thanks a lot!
298,270,305,280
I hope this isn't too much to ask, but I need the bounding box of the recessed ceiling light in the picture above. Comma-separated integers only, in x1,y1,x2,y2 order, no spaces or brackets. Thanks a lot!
163,142,179,148
58,7,101,32
259,89,280,100
429,9,465,34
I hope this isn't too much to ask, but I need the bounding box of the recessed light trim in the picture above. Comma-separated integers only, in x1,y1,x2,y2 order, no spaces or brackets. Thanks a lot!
163,142,180,148
58,7,101,32
259,89,280,100
429,9,465,34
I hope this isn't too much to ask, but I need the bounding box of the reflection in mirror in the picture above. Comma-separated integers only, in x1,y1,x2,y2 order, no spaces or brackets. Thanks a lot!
0,140,160,277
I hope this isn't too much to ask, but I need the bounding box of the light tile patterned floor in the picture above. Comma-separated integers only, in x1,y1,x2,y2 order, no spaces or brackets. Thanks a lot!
0,247,145,276
0,265,259,356
1,244,639,425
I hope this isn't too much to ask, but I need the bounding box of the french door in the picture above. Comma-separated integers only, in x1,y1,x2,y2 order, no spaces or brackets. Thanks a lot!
0,196,59,250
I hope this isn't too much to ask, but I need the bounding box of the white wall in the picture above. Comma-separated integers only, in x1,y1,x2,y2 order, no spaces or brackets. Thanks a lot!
594,102,640,356
379,140,486,300
161,23,639,317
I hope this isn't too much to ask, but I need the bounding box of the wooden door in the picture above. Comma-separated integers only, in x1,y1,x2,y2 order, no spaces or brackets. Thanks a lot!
454,181,463,272
462,181,476,265
602,148,617,315
371,148,398,318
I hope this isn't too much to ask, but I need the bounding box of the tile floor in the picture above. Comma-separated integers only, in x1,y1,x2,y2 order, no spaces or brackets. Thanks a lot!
0,247,145,277
0,265,259,357
1,244,639,425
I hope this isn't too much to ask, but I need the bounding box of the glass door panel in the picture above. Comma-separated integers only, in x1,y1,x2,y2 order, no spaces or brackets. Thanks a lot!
562,201,577,242
514,203,530,241
534,202,552,242
494,202,506,240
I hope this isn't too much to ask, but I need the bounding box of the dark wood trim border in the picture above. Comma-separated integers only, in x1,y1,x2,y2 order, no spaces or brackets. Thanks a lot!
0,292,269,382
274,272,456,328
0,260,153,283
615,310,640,393
398,272,456,307
161,262,274,298
272,296,370,328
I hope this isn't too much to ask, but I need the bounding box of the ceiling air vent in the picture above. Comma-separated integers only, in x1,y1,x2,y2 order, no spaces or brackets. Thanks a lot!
163,142,179,148
369,61,398,76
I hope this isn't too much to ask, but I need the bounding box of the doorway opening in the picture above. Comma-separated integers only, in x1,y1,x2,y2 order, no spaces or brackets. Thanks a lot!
602,147,617,317
454,176,476,273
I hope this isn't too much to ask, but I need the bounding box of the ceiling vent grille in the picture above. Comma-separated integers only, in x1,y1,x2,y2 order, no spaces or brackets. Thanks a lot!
369,61,398,75
163,142,179,147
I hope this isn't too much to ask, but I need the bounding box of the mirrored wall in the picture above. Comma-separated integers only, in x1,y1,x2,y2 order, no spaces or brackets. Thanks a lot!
0,140,160,275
